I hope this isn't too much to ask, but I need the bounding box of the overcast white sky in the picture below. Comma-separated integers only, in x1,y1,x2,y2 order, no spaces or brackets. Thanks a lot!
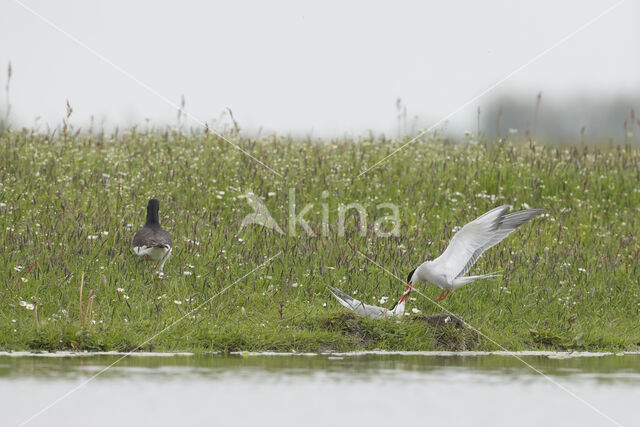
1,0,639,136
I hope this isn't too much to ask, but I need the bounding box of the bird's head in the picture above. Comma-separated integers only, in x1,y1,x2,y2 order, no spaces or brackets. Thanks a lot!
147,199,160,211
390,280,414,315
407,267,417,288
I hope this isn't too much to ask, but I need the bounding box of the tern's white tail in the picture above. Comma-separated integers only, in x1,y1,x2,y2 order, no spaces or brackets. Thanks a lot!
451,272,501,289
327,286,356,310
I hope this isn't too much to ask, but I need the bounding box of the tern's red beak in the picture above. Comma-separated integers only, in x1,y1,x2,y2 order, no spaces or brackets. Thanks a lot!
399,282,413,303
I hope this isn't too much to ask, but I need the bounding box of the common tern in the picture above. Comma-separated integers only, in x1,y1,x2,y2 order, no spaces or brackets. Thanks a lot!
327,284,412,318
133,199,173,272
407,205,544,301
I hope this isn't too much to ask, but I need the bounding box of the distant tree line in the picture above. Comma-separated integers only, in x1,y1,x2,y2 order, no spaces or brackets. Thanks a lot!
481,94,639,143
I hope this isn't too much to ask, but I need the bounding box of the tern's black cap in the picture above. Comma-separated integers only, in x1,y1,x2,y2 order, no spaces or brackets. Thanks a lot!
407,267,416,284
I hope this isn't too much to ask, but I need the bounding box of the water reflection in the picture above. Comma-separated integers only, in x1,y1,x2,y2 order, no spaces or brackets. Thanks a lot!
2,353,639,427
2,353,640,382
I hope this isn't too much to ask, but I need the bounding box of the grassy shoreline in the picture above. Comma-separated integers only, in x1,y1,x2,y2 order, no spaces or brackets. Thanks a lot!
1,129,639,352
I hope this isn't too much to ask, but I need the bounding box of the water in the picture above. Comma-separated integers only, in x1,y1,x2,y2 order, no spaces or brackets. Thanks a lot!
2,352,639,426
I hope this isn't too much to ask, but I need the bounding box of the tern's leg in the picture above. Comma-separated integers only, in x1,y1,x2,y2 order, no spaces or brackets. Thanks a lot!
436,290,450,301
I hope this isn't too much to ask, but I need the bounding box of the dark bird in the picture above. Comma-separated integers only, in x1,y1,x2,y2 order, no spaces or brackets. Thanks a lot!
133,199,173,273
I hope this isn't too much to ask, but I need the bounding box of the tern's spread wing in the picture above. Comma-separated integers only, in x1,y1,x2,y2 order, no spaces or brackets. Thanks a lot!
432,205,544,280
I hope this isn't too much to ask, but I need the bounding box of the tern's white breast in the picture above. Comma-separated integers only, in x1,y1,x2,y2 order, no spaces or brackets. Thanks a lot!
417,262,452,289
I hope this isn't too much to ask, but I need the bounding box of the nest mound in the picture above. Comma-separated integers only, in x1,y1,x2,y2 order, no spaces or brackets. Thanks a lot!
413,313,465,329
412,313,479,350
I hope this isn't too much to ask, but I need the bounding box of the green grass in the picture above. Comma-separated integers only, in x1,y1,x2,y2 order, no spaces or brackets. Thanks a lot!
1,127,639,352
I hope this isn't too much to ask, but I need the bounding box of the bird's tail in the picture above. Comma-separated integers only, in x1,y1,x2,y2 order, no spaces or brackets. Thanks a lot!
325,285,357,309
452,271,501,289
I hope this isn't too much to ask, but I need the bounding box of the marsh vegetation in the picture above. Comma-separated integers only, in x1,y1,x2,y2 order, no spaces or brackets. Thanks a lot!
1,126,639,352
